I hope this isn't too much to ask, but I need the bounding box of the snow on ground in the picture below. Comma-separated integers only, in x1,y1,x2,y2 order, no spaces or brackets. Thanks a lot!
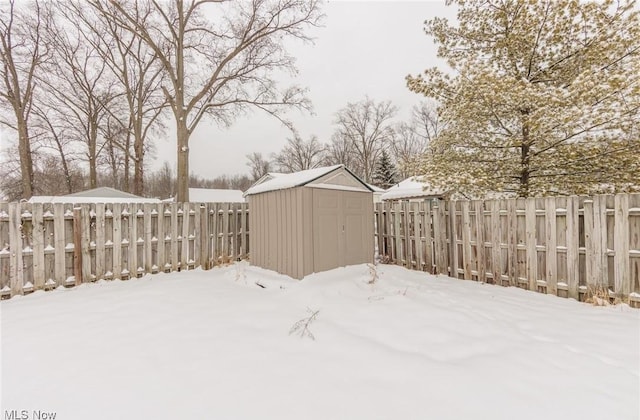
1,263,639,420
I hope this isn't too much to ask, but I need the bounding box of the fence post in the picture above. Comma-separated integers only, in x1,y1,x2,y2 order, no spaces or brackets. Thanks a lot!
449,201,459,279
73,207,83,286
422,201,433,273
144,203,153,274
461,200,472,280
181,202,190,269
614,194,630,299
9,203,23,296
156,203,165,272
596,195,609,289
490,200,501,285
53,203,66,287
507,199,518,286
545,197,557,295
566,196,580,300
112,203,122,279
170,203,179,271
393,202,401,265
525,198,537,292
431,201,442,273
584,199,595,291
96,204,106,280
129,203,139,277
32,203,45,290
412,202,422,270
200,203,210,269
474,200,486,282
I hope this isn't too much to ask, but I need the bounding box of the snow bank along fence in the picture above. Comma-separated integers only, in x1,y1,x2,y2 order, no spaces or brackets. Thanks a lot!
0,202,249,299
375,194,640,307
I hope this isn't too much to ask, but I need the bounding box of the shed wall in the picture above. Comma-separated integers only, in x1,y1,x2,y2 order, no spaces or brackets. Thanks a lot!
249,188,309,279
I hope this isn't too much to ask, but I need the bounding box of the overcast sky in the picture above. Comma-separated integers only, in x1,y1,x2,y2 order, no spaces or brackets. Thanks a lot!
160,0,456,179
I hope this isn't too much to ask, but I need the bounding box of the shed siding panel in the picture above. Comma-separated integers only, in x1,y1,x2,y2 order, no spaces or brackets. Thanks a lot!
303,187,314,277
295,188,304,279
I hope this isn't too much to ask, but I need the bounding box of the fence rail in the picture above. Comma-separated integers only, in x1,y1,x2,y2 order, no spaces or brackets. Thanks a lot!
0,202,248,299
375,194,640,307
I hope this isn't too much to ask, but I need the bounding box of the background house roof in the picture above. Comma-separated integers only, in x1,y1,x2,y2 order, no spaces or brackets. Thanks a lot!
381,176,444,201
188,188,245,203
29,187,161,204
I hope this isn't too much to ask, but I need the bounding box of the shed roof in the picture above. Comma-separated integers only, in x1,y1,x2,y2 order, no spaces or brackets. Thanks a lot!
245,165,372,195
381,176,445,201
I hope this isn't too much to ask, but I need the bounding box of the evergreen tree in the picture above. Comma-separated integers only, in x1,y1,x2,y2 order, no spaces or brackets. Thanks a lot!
407,0,640,197
373,150,397,189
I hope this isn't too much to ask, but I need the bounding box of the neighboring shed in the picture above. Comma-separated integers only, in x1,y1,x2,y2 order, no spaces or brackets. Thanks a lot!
29,187,161,204
381,176,445,202
244,164,374,279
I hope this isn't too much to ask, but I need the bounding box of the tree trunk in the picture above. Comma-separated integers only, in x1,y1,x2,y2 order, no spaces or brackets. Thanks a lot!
60,152,73,194
17,117,34,199
176,121,189,202
133,122,144,196
123,136,130,193
133,150,144,196
89,122,98,189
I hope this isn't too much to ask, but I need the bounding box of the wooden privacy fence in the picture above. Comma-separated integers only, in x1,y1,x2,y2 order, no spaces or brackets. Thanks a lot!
375,194,640,307
0,202,249,299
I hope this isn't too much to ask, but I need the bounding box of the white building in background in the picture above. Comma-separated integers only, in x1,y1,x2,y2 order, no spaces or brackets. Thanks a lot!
163,188,245,203
29,187,161,204
185,188,245,203
381,176,445,202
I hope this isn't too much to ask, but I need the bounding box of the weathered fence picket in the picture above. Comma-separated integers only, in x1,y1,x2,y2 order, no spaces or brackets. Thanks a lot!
374,194,640,307
0,202,249,300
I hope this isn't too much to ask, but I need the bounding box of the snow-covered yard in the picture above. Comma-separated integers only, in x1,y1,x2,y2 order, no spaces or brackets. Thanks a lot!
1,263,639,420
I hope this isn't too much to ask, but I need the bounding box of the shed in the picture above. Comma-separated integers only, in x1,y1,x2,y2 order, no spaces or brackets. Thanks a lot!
244,164,374,279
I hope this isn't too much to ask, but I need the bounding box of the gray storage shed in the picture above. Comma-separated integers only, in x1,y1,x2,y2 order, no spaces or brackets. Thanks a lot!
245,164,374,279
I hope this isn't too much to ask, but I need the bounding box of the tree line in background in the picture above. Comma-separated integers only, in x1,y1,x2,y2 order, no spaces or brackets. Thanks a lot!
2,0,638,202
1,0,322,202
245,97,441,189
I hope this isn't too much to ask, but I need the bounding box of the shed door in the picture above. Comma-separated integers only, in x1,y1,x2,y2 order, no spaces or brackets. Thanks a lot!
312,189,372,273
312,189,343,273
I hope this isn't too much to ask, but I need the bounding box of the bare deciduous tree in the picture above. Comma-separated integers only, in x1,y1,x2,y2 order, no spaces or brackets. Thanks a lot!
90,0,323,201
391,101,444,178
40,3,119,189
325,133,357,172
0,0,48,199
332,97,397,183
272,134,326,172
246,152,272,181
72,0,167,195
